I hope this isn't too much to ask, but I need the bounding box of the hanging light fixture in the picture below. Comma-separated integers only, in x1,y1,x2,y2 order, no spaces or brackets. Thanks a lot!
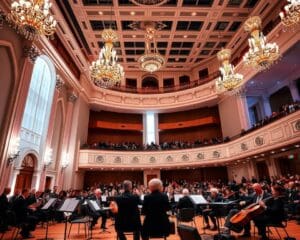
7,0,57,40
216,49,243,92
129,0,168,6
243,16,280,71
138,24,165,73
90,9,124,87
280,0,300,29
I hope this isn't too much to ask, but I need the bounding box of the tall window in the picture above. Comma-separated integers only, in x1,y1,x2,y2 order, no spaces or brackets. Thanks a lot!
146,112,156,144
21,56,56,136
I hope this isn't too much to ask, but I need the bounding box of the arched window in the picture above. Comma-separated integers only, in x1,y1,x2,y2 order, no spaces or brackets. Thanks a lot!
21,56,56,137
142,76,159,88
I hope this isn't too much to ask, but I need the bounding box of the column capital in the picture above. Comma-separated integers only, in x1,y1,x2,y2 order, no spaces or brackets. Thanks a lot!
23,45,40,63
55,75,65,91
67,91,78,103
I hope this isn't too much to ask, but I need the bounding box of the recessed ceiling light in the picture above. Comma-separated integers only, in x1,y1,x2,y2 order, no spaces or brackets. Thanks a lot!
191,12,197,16
254,155,258,158
295,144,300,148
175,57,179,61
183,35,188,38
261,153,264,156
130,11,135,16
250,80,255,84
132,35,136,38
281,148,286,151
271,151,275,154
98,11,103,15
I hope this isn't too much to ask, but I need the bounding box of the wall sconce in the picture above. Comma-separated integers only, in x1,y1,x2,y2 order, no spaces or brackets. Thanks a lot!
44,147,53,170
7,137,20,165
61,151,70,170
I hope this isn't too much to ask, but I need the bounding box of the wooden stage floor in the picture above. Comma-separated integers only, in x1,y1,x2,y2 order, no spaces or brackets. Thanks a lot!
1,216,300,240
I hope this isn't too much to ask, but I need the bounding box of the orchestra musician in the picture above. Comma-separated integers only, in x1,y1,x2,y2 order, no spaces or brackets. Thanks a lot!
12,189,38,239
89,188,108,230
0,187,12,232
202,188,223,231
224,183,271,237
177,188,195,210
253,184,285,240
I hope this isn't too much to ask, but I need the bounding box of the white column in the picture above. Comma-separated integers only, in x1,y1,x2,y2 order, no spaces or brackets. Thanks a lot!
143,112,159,145
236,94,251,130
289,80,300,102
262,95,272,117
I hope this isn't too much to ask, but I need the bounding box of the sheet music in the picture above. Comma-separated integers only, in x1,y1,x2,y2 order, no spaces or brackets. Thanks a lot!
59,198,79,212
41,198,57,210
140,194,145,201
89,200,101,211
190,195,208,204
174,194,183,202
101,196,107,202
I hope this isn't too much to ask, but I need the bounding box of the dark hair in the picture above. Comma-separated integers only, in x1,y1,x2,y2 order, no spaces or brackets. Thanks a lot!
22,189,29,194
272,184,285,195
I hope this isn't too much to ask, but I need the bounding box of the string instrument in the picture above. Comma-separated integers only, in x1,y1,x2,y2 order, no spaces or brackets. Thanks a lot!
230,196,273,226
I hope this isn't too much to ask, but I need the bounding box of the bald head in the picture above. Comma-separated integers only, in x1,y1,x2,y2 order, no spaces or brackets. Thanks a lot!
252,183,262,195
94,188,102,198
148,178,163,192
182,188,189,196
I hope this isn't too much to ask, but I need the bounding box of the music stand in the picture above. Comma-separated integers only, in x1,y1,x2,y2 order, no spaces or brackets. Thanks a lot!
87,200,111,234
37,198,58,240
58,198,80,240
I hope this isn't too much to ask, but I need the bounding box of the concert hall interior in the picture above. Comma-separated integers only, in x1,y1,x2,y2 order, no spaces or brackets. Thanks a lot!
0,0,300,239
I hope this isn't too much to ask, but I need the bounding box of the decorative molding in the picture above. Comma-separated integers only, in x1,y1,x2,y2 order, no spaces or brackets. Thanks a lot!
78,111,300,169
114,156,122,164
295,120,300,131
23,46,40,63
241,143,248,151
255,136,264,146
55,75,65,91
68,91,78,102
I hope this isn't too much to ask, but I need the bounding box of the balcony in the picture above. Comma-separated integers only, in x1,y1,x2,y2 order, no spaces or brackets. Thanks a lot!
78,110,300,170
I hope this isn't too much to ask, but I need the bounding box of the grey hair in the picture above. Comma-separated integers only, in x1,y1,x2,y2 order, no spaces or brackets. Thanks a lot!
148,178,163,192
123,180,132,191
182,188,189,196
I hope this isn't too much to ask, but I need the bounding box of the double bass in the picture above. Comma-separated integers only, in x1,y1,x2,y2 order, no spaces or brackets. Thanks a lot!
230,196,273,226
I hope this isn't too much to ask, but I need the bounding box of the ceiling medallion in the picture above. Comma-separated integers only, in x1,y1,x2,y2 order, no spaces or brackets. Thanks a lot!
90,28,124,87
243,16,280,71
129,0,169,6
216,49,243,93
138,22,165,73
280,0,300,29
7,0,57,40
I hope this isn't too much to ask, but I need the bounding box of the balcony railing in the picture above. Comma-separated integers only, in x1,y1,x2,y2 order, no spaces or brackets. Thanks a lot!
78,111,300,169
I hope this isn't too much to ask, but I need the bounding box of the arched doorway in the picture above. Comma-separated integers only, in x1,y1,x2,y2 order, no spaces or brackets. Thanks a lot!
15,154,36,190
142,76,159,88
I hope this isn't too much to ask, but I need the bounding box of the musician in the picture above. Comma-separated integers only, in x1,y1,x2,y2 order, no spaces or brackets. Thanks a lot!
12,189,38,239
141,178,171,240
89,188,108,230
224,183,271,237
202,188,223,231
286,181,300,217
113,180,141,240
0,187,12,232
253,184,285,240
177,188,195,210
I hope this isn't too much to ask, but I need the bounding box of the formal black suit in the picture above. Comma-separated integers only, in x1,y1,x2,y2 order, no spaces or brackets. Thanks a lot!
0,193,10,231
141,190,170,240
202,194,223,228
114,191,141,240
88,195,108,228
224,191,271,234
253,196,285,239
177,195,195,210
12,195,38,237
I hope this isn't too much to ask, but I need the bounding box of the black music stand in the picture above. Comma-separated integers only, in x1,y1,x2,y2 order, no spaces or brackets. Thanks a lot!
37,198,58,240
87,200,111,234
58,198,80,240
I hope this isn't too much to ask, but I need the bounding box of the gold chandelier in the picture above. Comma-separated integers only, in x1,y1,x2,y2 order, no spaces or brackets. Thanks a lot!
138,26,165,73
7,0,57,40
90,28,124,87
243,16,280,71
280,0,300,29
216,49,243,92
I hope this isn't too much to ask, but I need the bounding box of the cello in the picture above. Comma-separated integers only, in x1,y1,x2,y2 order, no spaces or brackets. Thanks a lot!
230,196,273,226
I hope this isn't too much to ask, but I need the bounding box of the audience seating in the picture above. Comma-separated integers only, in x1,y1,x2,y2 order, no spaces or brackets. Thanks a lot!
177,224,202,240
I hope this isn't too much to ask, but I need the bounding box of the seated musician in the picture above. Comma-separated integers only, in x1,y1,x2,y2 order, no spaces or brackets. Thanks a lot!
89,188,108,230
224,183,271,237
112,180,141,240
0,187,12,232
253,184,285,240
286,181,300,218
177,188,195,210
12,189,38,239
202,188,223,231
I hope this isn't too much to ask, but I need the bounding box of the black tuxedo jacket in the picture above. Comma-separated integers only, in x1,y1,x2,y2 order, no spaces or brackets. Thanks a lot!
177,196,195,210
114,191,141,232
265,196,285,223
142,191,170,237
13,195,29,223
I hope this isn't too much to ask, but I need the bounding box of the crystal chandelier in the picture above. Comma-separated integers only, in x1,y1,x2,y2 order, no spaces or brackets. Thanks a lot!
7,0,57,40
280,0,300,29
130,0,168,6
216,49,243,92
90,28,124,87
243,16,280,71
138,26,165,73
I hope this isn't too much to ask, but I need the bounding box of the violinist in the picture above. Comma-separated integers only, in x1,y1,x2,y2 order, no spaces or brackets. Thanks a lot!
253,184,285,240
223,183,270,237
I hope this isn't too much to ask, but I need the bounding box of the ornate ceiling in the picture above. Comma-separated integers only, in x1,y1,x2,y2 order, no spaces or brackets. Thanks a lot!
56,0,284,72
